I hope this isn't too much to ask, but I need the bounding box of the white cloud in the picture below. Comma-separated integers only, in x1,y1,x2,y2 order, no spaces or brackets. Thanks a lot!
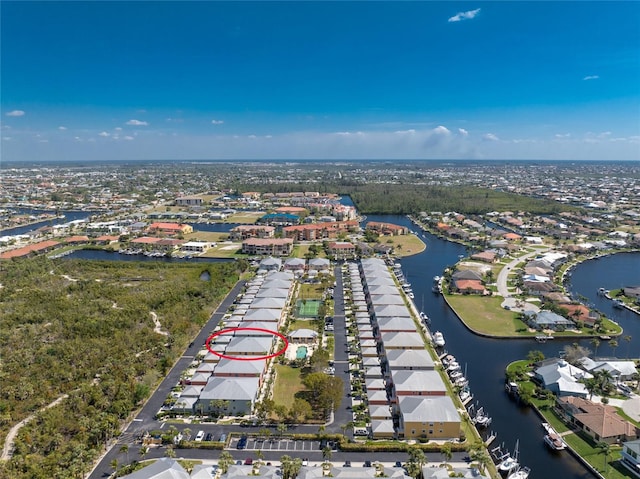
125,119,148,126
554,133,571,138
448,8,481,22
211,119,225,125
123,136,135,141
2,136,12,141
583,75,599,81
483,133,500,141
58,126,67,131
433,125,451,135
98,131,110,137
6,110,25,117
458,128,469,137
114,127,123,131
38,139,49,143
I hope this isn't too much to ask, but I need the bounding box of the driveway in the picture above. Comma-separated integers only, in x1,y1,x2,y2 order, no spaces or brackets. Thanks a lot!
496,249,546,313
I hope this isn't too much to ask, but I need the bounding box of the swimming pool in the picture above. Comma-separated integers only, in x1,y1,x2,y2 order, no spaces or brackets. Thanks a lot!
296,346,308,359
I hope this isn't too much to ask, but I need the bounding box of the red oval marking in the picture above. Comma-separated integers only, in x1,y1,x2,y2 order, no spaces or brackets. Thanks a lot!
205,327,288,361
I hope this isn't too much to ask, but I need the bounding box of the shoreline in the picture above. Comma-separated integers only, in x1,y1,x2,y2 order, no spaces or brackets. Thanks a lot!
408,214,635,340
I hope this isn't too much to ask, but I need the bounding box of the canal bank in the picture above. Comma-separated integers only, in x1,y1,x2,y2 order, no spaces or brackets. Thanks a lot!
49,211,639,479
368,214,640,479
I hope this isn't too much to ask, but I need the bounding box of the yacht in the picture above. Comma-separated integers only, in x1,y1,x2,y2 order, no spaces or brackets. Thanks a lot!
613,299,625,309
450,370,463,380
507,466,530,479
454,377,468,388
419,311,429,323
472,406,492,428
497,453,519,474
498,440,520,475
459,389,472,402
447,361,461,372
542,423,566,451
433,331,445,347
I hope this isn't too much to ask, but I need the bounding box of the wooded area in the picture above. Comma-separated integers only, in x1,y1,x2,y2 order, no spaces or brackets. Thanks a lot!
0,258,244,479
238,181,577,215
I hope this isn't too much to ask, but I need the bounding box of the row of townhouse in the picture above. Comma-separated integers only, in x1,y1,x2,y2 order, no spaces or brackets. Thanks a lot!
282,220,360,241
174,271,296,417
346,259,461,441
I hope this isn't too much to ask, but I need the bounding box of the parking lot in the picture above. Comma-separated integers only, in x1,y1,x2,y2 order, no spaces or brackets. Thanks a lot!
228,437,328,452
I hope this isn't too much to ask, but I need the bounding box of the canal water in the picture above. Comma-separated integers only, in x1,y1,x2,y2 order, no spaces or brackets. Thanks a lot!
368,214,640,479
50,207,638,478
0,209,92,236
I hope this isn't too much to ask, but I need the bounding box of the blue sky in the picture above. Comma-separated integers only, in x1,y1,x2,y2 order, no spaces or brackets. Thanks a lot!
2,1,639,162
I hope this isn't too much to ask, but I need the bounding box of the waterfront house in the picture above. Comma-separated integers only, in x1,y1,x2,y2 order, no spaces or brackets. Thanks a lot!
523,310,575,331
534,359,592,397
577,357,638,381
397,395,461,440
556,396,640,444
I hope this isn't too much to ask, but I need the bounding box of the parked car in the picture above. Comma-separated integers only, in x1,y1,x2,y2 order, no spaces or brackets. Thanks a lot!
237,435,248,449
195,430,205,442
219,433,227,442
244,458,253,465
343,461,351,468
363,461,372,467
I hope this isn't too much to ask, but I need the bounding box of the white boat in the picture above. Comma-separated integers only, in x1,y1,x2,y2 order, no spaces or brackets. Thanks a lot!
507,466,530,479
498,440,520,474
613,299,625,309
442,354,456,366
542,423,566,451
433,331,445,347
433,275,441,282
472,406,492,428
447,361,461,372
459,389,472,402
419,311,429,323
450,370,463,380
497,454,519,474
454,377,468,388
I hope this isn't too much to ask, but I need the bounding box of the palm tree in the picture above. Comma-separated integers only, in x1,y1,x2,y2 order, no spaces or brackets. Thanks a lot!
119,444,129,465
219,451,234,474
139,446,149,460
183,428,192,441
165,445,176,458
590,338,601,358
322,445,333,463
610,339,619,357
583,377,599,401
597,441,611,473
110,458,119,473
441,442,453,464
406,446,426,479
624,335,632,358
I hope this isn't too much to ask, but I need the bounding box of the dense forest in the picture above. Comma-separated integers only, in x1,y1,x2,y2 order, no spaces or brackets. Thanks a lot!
237,181,578,215
0,258,245,479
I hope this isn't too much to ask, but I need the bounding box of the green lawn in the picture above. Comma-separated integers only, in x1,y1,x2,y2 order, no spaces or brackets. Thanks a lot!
563,433,628,479
445,294,532,336
385,233,426,257
272,364,304,409
299,283,325,300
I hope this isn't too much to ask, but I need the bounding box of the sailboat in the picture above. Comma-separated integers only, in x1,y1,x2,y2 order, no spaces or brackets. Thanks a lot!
497,440,520,474
507,466,530,479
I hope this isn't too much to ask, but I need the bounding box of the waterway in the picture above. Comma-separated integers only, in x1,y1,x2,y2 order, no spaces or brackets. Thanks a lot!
0,209,92,236
48,209,639,478
64,249,232,263
368,214,640,479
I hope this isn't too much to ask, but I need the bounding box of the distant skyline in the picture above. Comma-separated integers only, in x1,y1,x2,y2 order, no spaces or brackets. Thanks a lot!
1,1,639,162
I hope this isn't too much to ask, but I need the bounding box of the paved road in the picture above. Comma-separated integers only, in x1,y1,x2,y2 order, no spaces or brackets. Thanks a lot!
89,279,247,479
496,249,546,312
329,262,354,434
